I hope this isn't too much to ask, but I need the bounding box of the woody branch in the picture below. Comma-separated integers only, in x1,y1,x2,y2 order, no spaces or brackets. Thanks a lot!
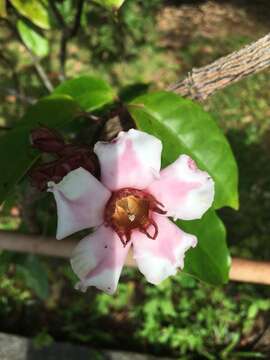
169,33,270,101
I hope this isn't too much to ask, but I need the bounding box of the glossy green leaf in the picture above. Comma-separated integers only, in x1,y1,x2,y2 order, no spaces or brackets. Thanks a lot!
178,210,230,285
53,75,115,112
10,0,50,29
16,255,49,299
17,20,49,57
128,91,238,210
0,96,79,205
93,0,125,10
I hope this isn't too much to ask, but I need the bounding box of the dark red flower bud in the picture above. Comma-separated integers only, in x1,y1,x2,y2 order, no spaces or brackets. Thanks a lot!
30,127,65,154
29,126,100,191
29,149,100,191
29,161,59,191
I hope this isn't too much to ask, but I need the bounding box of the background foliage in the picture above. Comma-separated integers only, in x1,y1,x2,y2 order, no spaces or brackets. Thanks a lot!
0,0,270,359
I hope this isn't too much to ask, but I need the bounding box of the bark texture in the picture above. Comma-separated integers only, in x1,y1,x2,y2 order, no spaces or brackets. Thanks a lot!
169,33,270,100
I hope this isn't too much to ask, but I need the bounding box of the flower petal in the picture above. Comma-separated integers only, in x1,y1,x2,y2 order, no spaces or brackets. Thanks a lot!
94,129,162,190
71,226,130,294
132,214,197,285
147,155,214,220
48,167,111,240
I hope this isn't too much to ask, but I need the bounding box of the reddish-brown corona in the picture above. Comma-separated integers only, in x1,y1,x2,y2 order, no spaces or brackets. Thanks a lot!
104,188,166,246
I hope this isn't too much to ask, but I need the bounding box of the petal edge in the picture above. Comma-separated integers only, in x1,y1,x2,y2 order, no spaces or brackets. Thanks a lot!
132,214,197,285
71,226,130,294
147,155,214,221
48,167,111,239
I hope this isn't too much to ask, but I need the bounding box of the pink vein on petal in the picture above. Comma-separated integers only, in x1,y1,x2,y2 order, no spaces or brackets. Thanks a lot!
119,139,141,173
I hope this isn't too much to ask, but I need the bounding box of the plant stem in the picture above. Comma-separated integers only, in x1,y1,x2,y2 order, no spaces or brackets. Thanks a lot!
59,0,85,79
169,33,270,101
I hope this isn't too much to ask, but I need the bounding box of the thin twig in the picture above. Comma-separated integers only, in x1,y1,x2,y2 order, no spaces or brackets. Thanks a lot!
168,33,270,101
70,0,85,38
30,54,54,92
1,18,53,93
59,0,85,79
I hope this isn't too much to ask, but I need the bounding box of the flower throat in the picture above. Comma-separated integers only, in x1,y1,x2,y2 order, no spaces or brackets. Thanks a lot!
104,188,166,246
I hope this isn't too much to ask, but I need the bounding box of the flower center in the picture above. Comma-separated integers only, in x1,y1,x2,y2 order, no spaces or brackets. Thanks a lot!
104,188,166,247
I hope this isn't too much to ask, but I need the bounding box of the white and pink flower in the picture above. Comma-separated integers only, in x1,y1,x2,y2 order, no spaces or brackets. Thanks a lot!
48,129,214,294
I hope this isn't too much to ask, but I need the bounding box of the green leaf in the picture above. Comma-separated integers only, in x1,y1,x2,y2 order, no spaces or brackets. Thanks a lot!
17,20,49,57
0,95,79,205
16,255,49,299
0,0,7,17
178,209,230,285
128,91,238,210
93,0,125,10
10,0,50,29
119,83,150,103
53,75,115,112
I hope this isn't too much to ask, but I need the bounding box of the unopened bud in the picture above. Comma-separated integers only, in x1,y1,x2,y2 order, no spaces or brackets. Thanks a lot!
29,149,100,191
30,127,65,154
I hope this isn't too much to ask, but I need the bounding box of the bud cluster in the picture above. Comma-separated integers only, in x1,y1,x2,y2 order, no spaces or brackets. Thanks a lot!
29,127,99,190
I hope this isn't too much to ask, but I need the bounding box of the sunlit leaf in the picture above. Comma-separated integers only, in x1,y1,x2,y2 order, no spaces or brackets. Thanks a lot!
17,20,49,57
93,0,125,10
0,0,7,17
53,75,115,112
10,0,50,29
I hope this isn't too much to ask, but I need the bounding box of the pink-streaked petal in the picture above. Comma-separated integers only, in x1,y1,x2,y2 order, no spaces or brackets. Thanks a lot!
94,129,162,190
147,155,214,221
71,226,130,294
132,214,197,285
48,167,111,240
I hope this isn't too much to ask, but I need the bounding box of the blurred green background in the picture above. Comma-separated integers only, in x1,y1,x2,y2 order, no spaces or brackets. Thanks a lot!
0,0,270,359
